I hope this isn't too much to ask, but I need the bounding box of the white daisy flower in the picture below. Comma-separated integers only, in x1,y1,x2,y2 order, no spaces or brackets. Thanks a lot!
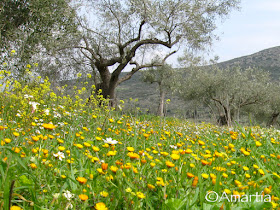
53,152,65,161
63,190,74,200
103,137,118,145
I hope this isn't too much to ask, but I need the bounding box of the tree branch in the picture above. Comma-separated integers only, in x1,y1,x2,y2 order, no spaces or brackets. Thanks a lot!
107,4,122,44
163,50,177,62
121,20,146,49
116,49,177,86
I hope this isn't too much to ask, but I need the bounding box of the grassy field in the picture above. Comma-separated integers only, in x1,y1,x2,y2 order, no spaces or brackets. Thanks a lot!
1,62,280,209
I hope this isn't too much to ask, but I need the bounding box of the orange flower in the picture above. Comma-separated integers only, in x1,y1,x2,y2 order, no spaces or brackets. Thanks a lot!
165,161,175,168
185,149,193,154
187,172,195,178
147,184,155,190
124,163,132,169
101,163,108,171
133,167,138,174
115,160,123,165
12,147,21,153
30,163,37,169
141,159,147,164
79,194,88,201
139,150,144,156
32,136,39,142
212,178,216,185
201,159,209,166
76,177,87,184
127,152,140,159
42,123,56,130
192,176,199,187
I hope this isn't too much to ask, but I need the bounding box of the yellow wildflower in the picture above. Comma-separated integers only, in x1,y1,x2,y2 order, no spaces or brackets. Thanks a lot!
95,202,108,210
79,194,88,201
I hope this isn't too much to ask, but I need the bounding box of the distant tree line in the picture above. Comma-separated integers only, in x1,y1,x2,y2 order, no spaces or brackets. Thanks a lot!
142,63,280,127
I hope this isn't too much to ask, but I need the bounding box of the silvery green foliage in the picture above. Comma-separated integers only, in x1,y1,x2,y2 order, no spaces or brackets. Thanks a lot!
141,63,178,116
72,0,240,101
177,65,272,125
142,64,177,89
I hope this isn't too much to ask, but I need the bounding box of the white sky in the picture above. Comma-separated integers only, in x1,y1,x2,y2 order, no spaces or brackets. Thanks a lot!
80,0,280,68
211,0,280,62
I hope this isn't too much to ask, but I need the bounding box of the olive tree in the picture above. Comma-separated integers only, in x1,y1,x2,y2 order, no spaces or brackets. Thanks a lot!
68,0,240,106
142,63,177,116
176,66,271,126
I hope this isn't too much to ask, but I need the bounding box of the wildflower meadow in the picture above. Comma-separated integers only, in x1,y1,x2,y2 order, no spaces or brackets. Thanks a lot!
1,53,280,209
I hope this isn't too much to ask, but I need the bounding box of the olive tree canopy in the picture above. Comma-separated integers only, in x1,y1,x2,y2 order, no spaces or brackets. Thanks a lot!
70,0,240,105
176,66,271,126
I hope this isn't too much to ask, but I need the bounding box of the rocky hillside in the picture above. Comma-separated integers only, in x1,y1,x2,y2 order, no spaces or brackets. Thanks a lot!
117,46,280,116
217,46,280,78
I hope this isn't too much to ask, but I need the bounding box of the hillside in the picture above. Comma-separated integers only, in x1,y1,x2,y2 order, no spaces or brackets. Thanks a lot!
217,46,280,78
117,46,280,116
116,71,196,118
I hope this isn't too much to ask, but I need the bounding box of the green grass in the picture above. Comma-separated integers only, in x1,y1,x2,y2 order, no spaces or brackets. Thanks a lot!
0,58,280,209
1,95,280,209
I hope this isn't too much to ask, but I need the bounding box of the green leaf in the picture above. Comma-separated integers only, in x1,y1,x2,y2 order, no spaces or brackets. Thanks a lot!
189,187,200,208
3,177,10,210
164,198,187,210
19,175,33,186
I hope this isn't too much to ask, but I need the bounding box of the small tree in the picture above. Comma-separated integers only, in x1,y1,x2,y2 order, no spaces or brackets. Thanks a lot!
177,66,271,126
142,63,177,116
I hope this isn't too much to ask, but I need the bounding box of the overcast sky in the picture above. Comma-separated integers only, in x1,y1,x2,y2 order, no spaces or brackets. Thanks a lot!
81,0,280,68
211,0,280,62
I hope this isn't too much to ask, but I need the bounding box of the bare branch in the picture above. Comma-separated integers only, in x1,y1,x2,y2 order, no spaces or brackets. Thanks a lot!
116,62,161,86
80,24,118,46
103,57,123,66
80,49,91,60
116,50,177,86
128,37,180,61
106,4,122,44
163,50,177,62
122,20,146,49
